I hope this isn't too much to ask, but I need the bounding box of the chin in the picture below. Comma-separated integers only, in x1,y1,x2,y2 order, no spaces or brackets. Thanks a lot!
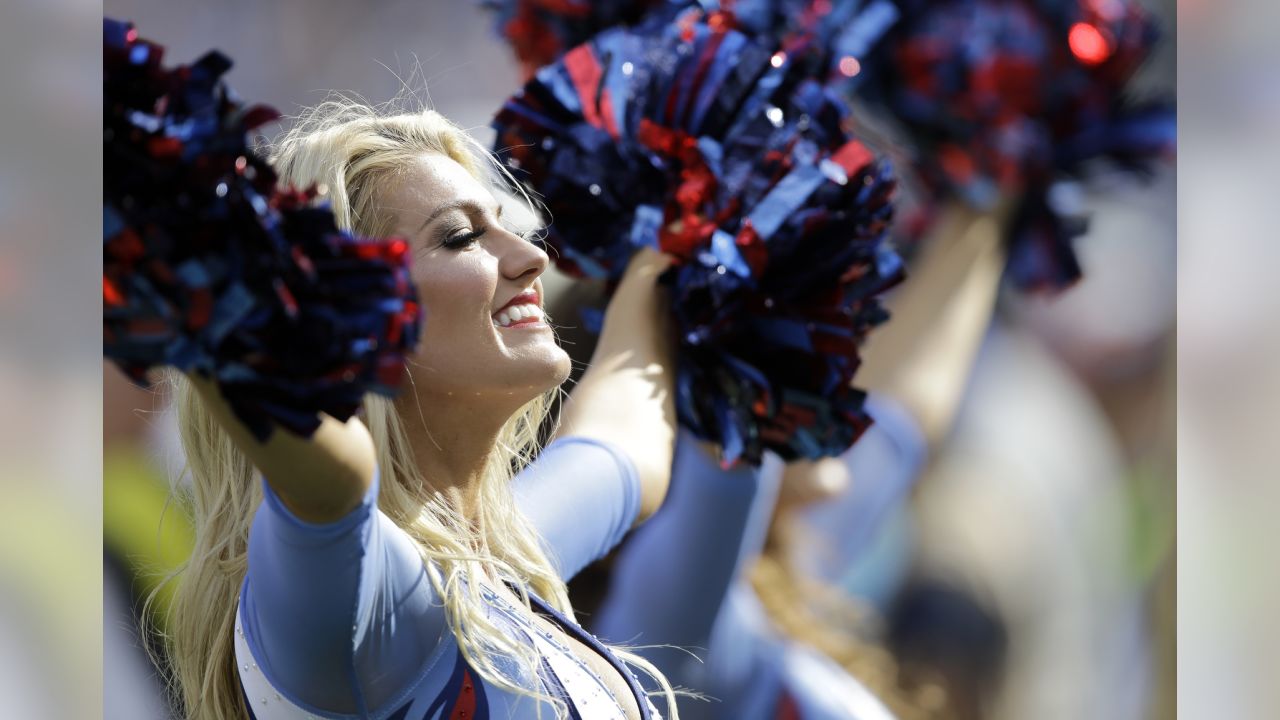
529,345,573,390
487,343,571,398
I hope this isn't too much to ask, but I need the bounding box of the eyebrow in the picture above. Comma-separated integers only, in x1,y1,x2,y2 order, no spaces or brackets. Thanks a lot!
416,200,503,235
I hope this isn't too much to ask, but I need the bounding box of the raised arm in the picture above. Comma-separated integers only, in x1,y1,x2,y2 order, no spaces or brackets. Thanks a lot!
183,375,441,715
184,373,376,523
555,247,678,523
857,202,1010,449
592,432,772,662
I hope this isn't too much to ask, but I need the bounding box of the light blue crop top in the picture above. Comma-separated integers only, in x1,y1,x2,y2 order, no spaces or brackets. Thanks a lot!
234,436,659,720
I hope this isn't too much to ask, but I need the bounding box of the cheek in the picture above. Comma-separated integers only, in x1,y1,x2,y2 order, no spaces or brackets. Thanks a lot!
412,256,496,347
412,252,491,316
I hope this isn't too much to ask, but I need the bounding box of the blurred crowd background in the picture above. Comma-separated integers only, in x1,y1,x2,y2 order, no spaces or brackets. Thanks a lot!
3,0,1274,717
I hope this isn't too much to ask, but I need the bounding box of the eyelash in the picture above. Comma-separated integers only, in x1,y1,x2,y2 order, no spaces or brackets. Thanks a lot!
438,222,544,250
441,227,486,249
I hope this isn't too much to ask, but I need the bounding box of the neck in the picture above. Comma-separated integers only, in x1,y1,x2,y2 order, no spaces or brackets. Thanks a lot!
395,389,519,519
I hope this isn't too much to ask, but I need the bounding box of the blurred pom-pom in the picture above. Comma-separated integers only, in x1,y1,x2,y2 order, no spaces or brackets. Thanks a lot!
480,0,676,79
481,0,903,85
493,19,902,465
853,0,1175,291
103,18,421,440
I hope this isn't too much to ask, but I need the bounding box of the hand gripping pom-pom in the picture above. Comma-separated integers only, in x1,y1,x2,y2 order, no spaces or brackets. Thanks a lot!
492,18,903,466
103,19,422,440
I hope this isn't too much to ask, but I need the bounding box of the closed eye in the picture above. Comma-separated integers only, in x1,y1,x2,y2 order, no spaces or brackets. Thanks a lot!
440,227,486,250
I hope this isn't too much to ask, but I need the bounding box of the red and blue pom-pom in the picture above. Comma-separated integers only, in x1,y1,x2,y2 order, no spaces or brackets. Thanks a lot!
493,17,902,465
854,0,1175,291
480,0,676,79
483,0,1175,294
104,18,421,440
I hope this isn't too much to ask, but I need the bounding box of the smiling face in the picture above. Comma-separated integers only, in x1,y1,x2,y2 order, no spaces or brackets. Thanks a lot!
381,152,570,402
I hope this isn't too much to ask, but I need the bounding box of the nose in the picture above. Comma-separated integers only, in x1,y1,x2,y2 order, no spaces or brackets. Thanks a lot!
496,225,549,285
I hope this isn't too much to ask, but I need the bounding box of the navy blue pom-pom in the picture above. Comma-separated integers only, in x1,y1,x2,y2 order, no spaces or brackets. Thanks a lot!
103,19,422,440
480,0,677,79
493,18,902,465
854,0,1175,291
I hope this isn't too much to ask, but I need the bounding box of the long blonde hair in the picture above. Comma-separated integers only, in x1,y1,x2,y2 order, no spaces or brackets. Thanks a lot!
152,98,676,719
